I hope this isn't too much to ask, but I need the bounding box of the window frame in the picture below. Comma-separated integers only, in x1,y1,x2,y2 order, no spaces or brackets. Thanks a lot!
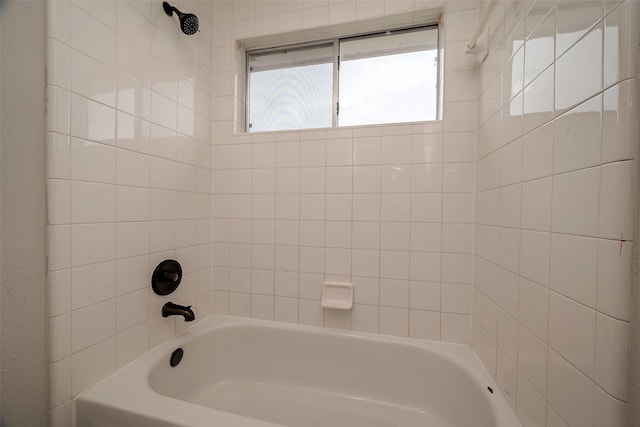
245,24,440,133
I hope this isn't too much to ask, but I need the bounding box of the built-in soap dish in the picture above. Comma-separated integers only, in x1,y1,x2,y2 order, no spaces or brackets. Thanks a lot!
321,281,353,310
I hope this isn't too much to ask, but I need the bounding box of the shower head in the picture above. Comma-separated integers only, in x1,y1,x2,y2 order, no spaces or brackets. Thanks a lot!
162,2,199,35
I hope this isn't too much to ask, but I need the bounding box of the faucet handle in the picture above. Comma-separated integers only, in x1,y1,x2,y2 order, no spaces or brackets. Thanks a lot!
152,260,182,296
163,272,179,282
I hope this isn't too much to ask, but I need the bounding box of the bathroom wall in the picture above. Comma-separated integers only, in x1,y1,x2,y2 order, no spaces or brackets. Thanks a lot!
45,0,215,424
44,1,640,427
472,1,639,426
210,0,480,341
1,0,48,425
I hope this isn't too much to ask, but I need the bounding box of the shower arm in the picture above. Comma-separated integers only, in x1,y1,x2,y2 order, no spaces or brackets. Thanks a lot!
464,0,498,64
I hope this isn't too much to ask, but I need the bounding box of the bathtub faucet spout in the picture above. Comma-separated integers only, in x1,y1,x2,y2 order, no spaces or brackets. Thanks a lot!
162,301,195,322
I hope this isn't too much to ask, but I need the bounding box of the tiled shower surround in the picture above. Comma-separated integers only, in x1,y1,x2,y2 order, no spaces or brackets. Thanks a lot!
472,1,638,426
44,0,638,426
46,0,215,424
210,2,479,340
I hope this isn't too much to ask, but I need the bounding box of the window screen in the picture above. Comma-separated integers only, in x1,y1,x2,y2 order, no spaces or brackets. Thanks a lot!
248,44,334,132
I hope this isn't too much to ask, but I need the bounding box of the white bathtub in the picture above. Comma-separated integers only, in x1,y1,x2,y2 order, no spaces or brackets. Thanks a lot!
75,315,521,427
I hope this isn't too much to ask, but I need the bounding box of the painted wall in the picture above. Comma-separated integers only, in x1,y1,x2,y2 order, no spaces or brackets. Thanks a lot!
210,0,480,341
45,0,214,424
472,1,639,426
0,0,49,425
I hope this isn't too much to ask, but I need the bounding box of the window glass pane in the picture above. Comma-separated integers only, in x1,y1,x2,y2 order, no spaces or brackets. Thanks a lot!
248,44,334,132
338,28,438,127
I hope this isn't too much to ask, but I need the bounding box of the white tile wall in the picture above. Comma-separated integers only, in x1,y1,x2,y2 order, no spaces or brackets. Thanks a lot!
211,0,478,342
473,1,638,427
45,0,214,424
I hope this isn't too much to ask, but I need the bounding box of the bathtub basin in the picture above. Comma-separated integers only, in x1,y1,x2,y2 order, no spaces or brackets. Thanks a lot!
75,315,521,427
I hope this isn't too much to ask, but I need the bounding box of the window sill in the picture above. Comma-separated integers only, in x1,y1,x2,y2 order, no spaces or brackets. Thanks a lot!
235,119,444,138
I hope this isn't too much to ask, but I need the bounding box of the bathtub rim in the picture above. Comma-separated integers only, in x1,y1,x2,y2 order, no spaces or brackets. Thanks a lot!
74,314,522,427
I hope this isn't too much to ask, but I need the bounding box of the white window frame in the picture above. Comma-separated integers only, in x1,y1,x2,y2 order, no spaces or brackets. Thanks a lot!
245,24,440,132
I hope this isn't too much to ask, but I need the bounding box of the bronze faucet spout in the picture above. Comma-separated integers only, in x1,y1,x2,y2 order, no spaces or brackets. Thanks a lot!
162,302,195,322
